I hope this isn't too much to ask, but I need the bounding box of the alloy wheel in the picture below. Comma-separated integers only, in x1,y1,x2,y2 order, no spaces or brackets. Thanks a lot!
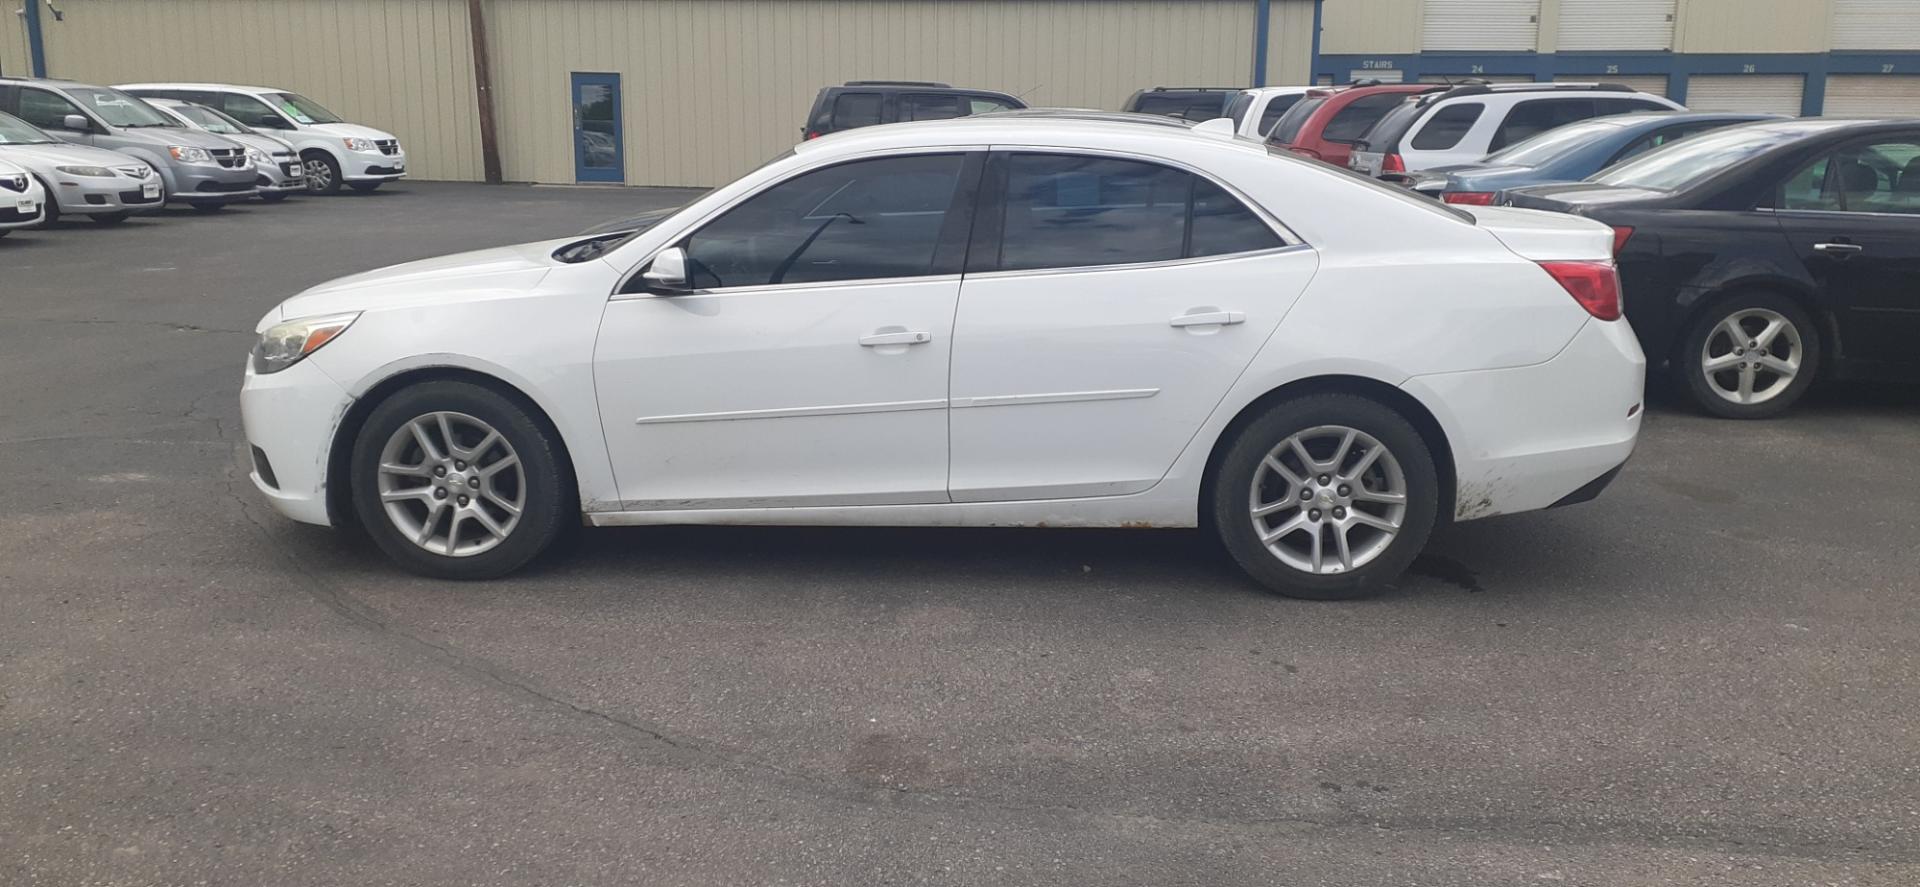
304,157,334,192
376,411,525,557
1248,425,1408,575
1700,308,1803,405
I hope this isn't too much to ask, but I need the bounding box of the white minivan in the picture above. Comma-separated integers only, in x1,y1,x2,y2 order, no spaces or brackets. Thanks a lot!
118,82,406,194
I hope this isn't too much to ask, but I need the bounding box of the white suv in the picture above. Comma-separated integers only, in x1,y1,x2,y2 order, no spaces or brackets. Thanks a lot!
1223,86,1315,139
1348,82,1681,177
117,82,407,194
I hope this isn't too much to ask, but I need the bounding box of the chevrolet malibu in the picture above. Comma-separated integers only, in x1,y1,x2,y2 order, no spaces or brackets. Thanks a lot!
241,117,1644,599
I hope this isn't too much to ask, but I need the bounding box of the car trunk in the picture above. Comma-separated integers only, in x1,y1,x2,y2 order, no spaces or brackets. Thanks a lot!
1456,205,1616,262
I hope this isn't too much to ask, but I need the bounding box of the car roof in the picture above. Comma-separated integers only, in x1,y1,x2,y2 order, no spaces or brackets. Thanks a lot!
975,108,1195,128
1237,86,1315,97
793,115,1260,159
116,82,280,94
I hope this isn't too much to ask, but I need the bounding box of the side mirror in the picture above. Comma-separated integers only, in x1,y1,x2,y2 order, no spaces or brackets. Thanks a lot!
62,114,91,132
641,246,691,293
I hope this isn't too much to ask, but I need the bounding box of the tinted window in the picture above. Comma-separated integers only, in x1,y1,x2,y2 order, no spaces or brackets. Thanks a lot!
901,93,963,121
16,88,84,130
1409,102,1485,150
1490,98,1598,150
1780,157,1839,211
221,93,288,128
998,154,1278,271
264,92,344,125
1132,93,1228,122
682,153,966,288
1258,94,1303,136
967,96,1016,115
1322,93,1415,143
1783,140,1920,215
831,93,882,130
1225,93,1257,126
1268,96,1327,143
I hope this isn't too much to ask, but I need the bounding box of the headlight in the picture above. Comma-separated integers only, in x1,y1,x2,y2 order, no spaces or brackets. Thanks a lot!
55,165,116,178
343,137,376,152
246,148,269,165
252,312,360,375
169,146,213,164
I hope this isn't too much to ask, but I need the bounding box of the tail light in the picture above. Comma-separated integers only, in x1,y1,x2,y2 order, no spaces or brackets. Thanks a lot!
1288,147,1322,161
1611,225,1635,256
1538,260,1622,321
803,130,822,140
1443,191,1497,205
1382,153,1406,173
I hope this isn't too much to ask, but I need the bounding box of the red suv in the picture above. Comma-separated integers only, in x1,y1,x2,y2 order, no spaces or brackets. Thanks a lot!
1266,83,1443,169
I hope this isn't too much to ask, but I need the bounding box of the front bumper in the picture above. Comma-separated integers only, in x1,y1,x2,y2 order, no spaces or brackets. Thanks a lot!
342,149,407,182
45,173,165,215
1404,317,1647,521
0,183,44,228
240,356,353,527
255,158,306,193
165,164,260,204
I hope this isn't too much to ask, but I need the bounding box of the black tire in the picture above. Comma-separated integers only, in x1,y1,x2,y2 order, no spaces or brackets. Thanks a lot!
347,181,381,193
1676,292,1820,419
259,192,289,203
190,201,225,213
350,380,576,579
1211,393,1440,601
33,178,59,226
91,212,131,225
302,150,344,194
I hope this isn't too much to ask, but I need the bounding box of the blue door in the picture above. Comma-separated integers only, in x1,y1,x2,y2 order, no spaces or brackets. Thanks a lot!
571,72,624,183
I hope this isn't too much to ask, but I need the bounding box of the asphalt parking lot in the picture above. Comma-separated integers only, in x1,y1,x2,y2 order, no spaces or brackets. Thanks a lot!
4,183,1918,886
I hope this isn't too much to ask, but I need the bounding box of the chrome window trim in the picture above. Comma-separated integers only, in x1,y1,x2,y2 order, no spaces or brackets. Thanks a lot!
610,273,963,302
963,243,1313,282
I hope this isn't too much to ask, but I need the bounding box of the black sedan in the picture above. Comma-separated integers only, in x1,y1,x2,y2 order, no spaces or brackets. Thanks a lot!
1503,118,1920,418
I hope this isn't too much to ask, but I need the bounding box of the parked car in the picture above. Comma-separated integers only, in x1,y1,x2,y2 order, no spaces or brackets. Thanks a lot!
1504,118,1920,418
142,97,305,202
118,82,406,194
0,77,254,211
801,81,1025,139
1348,82,1682,178
1122,86,1241,122
239,116,1642,599
1265,83,1443,169
0,109,161,226
0,156,47,236
1405,112,1776,204
1223,86,1315,139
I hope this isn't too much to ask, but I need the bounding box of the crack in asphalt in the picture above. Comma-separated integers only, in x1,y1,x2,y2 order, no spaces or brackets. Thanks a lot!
183,398,1913,865
22,317,252,335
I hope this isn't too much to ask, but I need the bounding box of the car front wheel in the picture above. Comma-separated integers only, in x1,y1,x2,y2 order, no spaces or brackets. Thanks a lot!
1212,393,1439,600
350,380,574,579
303,151,343,194
1678,293,1819,419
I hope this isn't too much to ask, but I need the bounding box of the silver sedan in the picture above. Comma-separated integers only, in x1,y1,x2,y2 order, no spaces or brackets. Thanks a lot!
0,110,162,225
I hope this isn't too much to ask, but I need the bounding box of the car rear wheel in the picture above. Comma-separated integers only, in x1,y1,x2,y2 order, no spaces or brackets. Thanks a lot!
1679,293,1819,419
350,380,574,579
91,212,130,225
302,151,343,194
1211,393,1439,600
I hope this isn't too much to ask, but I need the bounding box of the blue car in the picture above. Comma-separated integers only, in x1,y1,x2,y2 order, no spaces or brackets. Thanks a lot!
1405,112,1778,204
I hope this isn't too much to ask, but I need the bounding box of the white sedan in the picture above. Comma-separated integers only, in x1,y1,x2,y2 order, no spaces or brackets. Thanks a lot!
241,115,1644,599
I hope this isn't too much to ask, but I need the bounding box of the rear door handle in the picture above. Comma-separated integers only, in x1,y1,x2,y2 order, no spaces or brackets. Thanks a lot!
858,330,932,346
1814,242,1864,256
1169,310,1246,328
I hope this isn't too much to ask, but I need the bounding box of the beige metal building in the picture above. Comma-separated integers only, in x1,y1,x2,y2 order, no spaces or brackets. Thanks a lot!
2,0,1313,186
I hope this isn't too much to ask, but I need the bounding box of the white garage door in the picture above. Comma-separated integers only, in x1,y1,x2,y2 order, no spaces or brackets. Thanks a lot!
1556,74,1669,97
1832,0,1920,50
1350,69,1405,83
1423,0,1541,51
1823,75,1920,117
1685,75,1805,116
1558,0,1675,51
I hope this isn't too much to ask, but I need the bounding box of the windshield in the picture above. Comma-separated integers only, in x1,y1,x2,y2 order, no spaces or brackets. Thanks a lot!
66,87,177,128
1592,124,1810,191
169,103,246,135
0,111,57,144
1487,118,1633,166
1267,96,1326,143
264,92,344,125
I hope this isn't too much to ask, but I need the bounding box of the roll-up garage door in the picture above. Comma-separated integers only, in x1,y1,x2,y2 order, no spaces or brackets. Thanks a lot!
1823,75,1920,117
1557,0,1675,51
1685,75,1805,116
1350,69,1406,84
1422,0,1541,51
1422,74,1534,84
1555,74,1668,97
1832,1,1920,50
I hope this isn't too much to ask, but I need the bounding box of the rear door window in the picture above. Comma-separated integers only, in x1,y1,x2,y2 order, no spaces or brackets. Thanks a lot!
17,88,86,130
830,93,883,131
967,96,1017,115
1408,102,1485,150
1257,94,1303,136
901,93,964,121
221,93,286,128
1225,93,1257,127
1490,98,1599,150
1268,96,1327,143
1321,93,1416,144
996,153,1279,272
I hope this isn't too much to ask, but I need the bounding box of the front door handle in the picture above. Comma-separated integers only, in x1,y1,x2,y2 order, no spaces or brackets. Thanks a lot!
1169,310,1246,328
859,330,932,347
1814,242,1864,256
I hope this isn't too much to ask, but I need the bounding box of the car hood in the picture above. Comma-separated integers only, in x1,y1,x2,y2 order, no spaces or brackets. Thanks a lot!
0,142,147,171
271,238,576,325
580,205,682,236
305,122,397,141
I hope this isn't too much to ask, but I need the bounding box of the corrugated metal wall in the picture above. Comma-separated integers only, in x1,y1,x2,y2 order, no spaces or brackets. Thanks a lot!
1266,0,1316,86
1321,0,1422,54
487,0,1277,186
1672,0,1833,53
29,0,484,182
0,6,29,78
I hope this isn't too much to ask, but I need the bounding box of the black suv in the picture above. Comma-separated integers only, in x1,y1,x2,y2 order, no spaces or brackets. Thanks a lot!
1122,87,1241,122
802,81,1025,139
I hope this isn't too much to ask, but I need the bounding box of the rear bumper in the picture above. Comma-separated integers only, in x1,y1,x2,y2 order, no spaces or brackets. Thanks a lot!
1404,317,1647,521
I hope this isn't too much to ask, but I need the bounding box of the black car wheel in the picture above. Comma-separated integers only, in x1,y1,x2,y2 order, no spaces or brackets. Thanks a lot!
1212,393,1439,600
1678,293,1820,419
